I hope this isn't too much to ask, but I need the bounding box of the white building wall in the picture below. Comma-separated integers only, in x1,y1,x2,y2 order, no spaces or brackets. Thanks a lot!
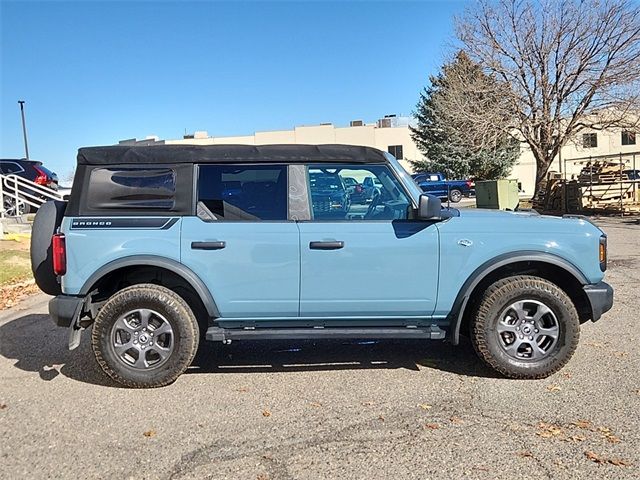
164,121,638,195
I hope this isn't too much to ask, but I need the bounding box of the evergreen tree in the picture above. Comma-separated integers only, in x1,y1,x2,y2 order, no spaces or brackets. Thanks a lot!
410,52,520,180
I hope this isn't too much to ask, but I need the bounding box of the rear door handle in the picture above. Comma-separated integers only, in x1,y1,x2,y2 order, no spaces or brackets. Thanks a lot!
191,241,226,250
309,241,344,250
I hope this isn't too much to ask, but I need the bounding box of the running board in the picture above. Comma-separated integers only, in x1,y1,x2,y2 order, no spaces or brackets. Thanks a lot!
205,325,446,343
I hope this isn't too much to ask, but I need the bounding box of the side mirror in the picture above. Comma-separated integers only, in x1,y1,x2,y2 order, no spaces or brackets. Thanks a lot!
418,194,442,220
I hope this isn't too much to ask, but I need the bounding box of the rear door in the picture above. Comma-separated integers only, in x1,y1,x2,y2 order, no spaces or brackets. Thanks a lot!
180,164,300,319
298,163,439,319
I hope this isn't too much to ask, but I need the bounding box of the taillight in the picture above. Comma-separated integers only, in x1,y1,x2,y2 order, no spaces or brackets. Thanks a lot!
33,166,48,185
52,233,66,276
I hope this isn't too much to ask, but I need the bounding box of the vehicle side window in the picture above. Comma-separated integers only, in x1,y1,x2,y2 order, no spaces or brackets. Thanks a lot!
87,167,176,211
307,164,411,221
198,164,287,221
0,162,24,174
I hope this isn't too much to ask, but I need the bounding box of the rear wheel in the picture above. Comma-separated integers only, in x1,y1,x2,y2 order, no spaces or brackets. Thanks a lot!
3,196,31,216
449,189,462,203
471,275,579,379
91,284,199,388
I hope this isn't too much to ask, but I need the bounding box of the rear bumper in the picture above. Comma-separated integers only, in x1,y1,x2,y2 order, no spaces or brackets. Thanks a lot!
49,295,83,327
583,282,614,321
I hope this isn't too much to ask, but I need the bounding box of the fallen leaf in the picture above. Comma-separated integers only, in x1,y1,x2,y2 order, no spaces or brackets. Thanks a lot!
361,401,374,406
518,451,534,458
546,384,562,392
585,341,604,348
235,387,249,393
568,435,586,443
449,416,464,425
262,410,271,418
536,422,564,438
309,402,323,408
418,403,432,410
0,404,7,410
585,450,632,466
143,430,156,437
378,415,385,421
417,359,438,368
561,372,572,379
613,351,628,358
257,474,269,480
423,423,439,430
573,420,592,429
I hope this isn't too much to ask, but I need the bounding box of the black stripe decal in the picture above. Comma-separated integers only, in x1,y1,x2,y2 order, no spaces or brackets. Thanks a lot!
71,217,179,229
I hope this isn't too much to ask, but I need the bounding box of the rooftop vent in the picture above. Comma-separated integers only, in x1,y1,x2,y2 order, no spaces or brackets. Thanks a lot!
350,120,364,127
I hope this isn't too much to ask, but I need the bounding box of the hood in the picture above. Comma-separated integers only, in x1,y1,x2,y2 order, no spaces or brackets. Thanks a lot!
455,208,604,235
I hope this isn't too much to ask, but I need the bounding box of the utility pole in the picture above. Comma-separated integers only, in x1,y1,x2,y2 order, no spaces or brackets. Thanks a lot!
18,100,30,159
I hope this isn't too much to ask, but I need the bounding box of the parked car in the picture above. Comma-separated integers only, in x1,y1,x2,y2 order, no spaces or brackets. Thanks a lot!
341,176,367,204
31,144,613,388
1,158,59,215
361,176,383,203
412,172,474,203
308,169,351,218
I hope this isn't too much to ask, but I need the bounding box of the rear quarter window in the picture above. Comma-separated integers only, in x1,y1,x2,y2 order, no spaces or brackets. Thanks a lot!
86,168,176,210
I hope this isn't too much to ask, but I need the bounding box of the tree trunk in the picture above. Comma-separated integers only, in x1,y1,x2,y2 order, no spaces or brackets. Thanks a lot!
533,153,553,200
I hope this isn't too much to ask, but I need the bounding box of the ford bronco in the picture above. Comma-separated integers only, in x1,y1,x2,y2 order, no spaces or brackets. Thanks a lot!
31,144,613,388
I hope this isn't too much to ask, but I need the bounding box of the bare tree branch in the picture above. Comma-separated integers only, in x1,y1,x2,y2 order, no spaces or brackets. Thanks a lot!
455,0,640,195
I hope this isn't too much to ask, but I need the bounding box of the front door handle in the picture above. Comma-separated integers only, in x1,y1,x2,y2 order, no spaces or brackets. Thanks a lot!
309,241,344,250
191,241,226,250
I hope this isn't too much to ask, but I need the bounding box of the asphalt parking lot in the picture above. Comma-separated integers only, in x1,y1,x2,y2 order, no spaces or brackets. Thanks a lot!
0,216,638,479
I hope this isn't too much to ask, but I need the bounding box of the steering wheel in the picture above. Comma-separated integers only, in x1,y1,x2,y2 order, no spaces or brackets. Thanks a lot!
364,188,382,219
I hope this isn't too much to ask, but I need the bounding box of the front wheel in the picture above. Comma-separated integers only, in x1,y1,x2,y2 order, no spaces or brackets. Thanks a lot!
91,284,199,388
471,275,579,379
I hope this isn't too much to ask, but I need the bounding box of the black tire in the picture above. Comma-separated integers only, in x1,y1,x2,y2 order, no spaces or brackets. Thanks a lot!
449,189,463,203
471,275,579,379
30,200,67,295
91,284,199,388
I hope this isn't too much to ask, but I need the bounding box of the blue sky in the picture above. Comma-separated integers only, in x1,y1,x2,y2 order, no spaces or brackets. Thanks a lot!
1,0,465,177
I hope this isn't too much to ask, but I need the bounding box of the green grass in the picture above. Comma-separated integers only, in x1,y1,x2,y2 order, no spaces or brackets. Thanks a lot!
0,249,32,286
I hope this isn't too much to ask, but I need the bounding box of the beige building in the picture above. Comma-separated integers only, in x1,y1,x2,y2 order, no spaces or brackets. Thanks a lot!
513,128,639,195
163,115,421,173
123,116,638,196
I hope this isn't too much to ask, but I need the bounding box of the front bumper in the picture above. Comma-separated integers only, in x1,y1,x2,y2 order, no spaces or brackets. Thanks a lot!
49,295,83,327
583,282,614,321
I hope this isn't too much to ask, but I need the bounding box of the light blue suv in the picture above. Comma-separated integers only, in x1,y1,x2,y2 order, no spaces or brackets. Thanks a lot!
30,144,613,387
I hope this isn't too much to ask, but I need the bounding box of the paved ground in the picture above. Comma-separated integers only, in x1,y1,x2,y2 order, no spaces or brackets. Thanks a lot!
0,216,639,479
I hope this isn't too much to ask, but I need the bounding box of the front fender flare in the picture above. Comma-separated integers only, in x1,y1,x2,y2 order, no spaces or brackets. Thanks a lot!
448,251,588,345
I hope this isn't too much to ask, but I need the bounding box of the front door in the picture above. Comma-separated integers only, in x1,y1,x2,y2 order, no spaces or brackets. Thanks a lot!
298,164,439,318
181,164,299,318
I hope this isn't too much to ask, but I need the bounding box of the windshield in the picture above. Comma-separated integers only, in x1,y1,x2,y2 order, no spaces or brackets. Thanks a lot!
384,152,422,204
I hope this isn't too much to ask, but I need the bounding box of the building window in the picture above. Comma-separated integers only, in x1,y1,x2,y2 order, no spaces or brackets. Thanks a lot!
582,133,598,148
388,145,404,159
622,131,636,146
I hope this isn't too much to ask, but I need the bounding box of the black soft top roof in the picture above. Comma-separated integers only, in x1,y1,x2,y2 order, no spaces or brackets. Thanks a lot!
77,144,388,165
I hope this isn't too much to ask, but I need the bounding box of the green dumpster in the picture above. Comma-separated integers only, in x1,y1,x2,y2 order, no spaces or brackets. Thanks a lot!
475,179,520,210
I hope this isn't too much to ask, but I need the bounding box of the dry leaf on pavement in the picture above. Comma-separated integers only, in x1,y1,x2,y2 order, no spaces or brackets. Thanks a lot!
143,430,156,437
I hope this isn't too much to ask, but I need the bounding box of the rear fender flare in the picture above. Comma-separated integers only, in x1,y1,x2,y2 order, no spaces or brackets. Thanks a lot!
79,255,220,318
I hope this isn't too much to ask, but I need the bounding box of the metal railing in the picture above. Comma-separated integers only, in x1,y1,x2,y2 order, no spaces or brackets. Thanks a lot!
0,174,65,218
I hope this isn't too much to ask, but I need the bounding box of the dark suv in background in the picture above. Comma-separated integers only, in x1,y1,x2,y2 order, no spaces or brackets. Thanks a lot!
1,159,59,214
